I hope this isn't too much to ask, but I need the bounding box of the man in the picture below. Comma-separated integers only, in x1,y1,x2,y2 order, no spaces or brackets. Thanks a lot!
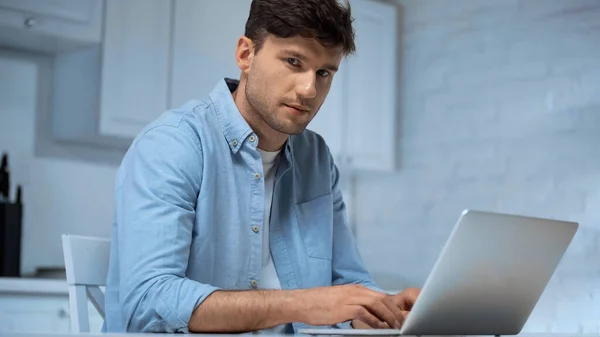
104,0,419,333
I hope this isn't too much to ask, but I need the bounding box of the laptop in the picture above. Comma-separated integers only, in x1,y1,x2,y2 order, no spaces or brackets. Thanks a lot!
299,209,578,336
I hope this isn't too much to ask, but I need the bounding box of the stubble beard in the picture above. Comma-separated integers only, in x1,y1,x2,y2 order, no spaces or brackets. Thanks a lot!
245,72,309,136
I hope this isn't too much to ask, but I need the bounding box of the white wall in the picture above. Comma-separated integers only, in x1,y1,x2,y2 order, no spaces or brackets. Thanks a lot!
355,0,600,333
0,52,116,276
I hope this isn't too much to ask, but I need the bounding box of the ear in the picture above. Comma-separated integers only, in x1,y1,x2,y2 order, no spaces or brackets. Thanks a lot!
235,36,254,74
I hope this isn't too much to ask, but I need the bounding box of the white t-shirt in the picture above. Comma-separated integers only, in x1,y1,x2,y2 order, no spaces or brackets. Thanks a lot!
256,148,287,334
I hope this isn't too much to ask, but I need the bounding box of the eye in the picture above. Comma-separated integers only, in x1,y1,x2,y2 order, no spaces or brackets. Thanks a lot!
317,69,330,78
287,58,300,66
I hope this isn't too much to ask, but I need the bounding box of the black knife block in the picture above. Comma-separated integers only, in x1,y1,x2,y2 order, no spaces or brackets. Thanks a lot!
0,202,23,277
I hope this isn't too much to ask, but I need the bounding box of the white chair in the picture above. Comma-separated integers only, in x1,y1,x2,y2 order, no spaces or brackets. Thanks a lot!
61,234,111,333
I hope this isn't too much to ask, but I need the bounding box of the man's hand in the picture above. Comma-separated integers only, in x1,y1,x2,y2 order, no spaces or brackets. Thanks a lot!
297,284,408,329
391,287,420,311
189,285,421,333
350,287,421,329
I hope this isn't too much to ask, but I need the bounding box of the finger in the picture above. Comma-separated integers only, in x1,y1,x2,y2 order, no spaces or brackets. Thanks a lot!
396,288,420,311
401,310,410,319
404,288,420,311
353,306,388,329
361,297,402,329
382,296,406,327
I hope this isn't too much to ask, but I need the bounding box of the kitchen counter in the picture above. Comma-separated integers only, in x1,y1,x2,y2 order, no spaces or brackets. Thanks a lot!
0,277,68,295
0,277,106,334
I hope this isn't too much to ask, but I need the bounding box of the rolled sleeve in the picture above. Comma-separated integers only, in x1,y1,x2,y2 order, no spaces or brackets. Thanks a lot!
116,125,216,332
153,278,220,332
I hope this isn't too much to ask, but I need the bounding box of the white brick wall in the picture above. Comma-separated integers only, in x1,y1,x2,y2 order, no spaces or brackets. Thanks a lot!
354,0,600,333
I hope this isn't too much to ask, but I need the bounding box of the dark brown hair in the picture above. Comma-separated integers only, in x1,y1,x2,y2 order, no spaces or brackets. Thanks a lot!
245,0,355,56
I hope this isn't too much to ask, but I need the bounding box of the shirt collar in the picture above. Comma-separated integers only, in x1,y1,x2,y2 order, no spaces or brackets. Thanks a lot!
209,78,253,154
208,77,294,159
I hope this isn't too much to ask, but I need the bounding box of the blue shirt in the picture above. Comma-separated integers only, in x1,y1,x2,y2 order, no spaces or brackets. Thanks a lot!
104,78,381,333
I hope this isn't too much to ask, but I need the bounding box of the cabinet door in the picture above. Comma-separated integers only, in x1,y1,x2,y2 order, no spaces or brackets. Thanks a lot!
0,0,103,52
307,60,347,165
0,294,71,333
170,0,252,108
345,0,397,171
98,0,173,139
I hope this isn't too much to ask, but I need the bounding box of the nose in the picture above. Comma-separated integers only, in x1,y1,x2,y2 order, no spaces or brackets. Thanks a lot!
296,73,317,100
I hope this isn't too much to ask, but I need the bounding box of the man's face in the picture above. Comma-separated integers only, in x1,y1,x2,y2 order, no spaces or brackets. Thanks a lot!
244,35,343,135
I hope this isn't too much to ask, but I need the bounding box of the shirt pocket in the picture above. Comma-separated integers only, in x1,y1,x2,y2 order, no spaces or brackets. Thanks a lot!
295,193,333,261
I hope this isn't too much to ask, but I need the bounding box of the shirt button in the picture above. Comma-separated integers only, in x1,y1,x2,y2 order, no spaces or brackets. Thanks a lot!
232,139,238,147
250,280,258,288
254,172,261,179
249,135,256,142
252,225,259,233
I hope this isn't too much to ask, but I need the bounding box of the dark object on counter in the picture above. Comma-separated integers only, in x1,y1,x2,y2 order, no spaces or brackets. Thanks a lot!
0,153,9,201
0,201,22,277
0,153,23,277
15,185,22,204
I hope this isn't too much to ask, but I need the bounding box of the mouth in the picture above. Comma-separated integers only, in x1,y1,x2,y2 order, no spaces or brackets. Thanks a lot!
284,104,310,116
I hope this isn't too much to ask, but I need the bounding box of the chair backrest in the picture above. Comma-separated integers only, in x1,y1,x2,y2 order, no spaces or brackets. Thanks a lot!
61,234,111,333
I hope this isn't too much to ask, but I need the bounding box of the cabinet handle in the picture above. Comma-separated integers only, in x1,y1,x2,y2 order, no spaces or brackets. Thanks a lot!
58,307,69,318
24,17,37,28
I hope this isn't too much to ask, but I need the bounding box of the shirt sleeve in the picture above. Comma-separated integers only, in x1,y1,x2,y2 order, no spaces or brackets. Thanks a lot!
115,125,219,333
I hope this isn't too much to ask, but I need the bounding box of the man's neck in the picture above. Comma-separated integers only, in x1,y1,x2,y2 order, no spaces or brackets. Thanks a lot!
232,81,288,152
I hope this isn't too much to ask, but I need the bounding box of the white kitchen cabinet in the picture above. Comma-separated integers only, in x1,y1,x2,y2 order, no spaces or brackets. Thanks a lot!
0,278,103,333
170,0,252,108
308,0,398,172
52,0,249,147
51,0,174,144
51,0,174,146
346,0,397,171
0,293,71,333
98,0,173,139
0,0,103,53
